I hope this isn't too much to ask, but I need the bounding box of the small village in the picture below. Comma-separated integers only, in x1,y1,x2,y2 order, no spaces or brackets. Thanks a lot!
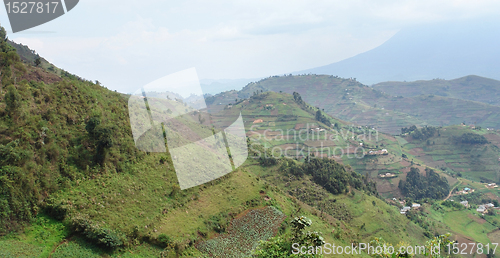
366,149,388,156
397,201,421,215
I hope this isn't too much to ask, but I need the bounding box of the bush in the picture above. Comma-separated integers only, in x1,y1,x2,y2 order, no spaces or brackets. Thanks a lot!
157,234,172,248
456,132,488,145
71,216,126,248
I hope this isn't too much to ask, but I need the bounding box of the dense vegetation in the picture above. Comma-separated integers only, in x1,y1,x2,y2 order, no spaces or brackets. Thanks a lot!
398,167,450,200
455,132,488,144
0,36,143,233
281,157,377,196
409,126,438,141
400,125,417,135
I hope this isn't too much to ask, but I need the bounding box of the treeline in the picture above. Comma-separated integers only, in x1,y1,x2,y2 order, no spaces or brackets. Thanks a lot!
398,167,449,200
315,110,330,125
401,125,417,134
292,91,306,107
410,126,438,140
454,132,488,145
280,157,377,195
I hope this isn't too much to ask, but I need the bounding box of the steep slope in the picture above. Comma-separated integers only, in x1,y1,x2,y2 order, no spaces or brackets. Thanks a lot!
373,75,500,106
297,18,500,85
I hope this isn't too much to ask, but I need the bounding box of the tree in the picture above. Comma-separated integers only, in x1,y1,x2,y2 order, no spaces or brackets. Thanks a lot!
0,25,7,52
85,117,113,165
0,25,6,42
253,216,324,258
4,85,21,118
85,117,101,137
398,167,449,200
34,57,41,67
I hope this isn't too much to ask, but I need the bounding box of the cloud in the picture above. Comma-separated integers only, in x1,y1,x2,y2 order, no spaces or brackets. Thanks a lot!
4,0,499,93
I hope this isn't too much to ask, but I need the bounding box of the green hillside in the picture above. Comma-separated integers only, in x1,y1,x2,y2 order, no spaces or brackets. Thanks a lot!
214,90,500,253
2,25,500,257
373,75,500,106
238,75,500,134
0,28,436,257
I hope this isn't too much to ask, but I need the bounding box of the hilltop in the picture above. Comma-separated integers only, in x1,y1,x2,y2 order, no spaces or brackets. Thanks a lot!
373,75,500,106
237,74,500,134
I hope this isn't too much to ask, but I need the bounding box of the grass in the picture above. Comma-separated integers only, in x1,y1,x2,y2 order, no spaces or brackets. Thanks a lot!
0,215,67,258
247,158,428,247
427,206,497,244
153,169,265,242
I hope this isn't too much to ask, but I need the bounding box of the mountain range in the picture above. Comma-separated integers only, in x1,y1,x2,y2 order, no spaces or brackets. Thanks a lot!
297,18,500,85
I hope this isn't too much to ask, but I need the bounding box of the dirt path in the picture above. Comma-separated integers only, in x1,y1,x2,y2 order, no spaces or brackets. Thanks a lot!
48,239,68,257
443,179,462,201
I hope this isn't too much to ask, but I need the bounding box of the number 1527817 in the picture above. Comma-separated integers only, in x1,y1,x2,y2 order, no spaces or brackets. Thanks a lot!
5,2,59,14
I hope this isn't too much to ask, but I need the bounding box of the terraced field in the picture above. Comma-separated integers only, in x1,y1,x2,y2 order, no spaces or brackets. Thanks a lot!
237,75,500,134
400,125,500,183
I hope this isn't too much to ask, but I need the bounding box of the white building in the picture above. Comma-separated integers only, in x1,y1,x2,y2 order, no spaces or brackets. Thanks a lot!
400,206,411,214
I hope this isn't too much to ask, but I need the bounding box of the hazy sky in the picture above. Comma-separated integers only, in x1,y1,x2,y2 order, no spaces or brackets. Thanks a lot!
1,0,499,93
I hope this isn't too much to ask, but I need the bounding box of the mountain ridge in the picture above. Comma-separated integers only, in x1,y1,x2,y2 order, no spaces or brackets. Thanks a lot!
296,18,500,85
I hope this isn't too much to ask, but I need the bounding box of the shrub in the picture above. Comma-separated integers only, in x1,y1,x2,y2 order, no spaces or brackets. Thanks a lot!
157,234,172,248
71,216,126,248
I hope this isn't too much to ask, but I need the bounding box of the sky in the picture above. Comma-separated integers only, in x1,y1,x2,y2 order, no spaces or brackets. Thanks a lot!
1,0,500,93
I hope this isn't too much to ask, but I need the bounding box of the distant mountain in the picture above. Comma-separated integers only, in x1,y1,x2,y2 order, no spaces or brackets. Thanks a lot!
200,78,260,95
237,74,500,134
297,18,500,85
373,75,500,106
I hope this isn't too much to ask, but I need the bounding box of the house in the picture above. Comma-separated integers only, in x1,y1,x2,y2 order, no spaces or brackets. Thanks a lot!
477,205,486,213
367,149,389,156
253,119,263,124
486,183,498,189
412,203,421,208
460,201,468,207
379,173,396,178
464,187,471,192
485,203,495,208
400,206,411,214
